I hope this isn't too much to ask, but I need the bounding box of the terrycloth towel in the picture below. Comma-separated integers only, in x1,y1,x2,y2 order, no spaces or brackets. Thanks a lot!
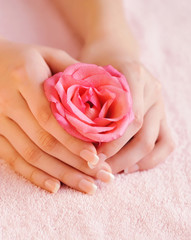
0,0,191,239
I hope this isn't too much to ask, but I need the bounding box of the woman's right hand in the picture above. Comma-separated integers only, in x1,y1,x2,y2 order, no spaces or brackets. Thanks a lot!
0,39,113,194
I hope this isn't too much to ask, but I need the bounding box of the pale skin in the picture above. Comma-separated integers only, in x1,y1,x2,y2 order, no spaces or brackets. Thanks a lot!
57,0,175,173
0,1,175,194
0,40,113,195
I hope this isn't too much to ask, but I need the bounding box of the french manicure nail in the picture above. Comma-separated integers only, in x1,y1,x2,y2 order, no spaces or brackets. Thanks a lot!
88,162,96,169
80,149,99,164
98,153,107,162
45,179,60,193
79,179,97,195
96,170,115,183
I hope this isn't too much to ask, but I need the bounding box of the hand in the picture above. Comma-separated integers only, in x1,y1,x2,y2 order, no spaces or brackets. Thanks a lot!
80,36,175,174
0,39,113,194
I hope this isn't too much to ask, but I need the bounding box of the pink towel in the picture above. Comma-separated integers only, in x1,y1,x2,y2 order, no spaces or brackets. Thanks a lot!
0,0,191,239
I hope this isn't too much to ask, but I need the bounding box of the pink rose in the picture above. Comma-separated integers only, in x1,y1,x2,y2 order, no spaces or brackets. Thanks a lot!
44,63,134,142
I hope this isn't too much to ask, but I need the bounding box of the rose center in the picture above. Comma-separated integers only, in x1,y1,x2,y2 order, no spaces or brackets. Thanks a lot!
86,101,94,108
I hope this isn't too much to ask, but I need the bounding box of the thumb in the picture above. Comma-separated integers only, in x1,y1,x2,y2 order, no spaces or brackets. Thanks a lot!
38,46,78,73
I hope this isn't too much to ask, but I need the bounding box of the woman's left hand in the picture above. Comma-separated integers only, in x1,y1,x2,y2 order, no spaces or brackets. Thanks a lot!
79,36,175,174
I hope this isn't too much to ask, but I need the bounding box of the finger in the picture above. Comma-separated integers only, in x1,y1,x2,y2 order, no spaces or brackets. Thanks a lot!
38,46,78,73
106,102,162,174
0,117,109,193
98,62,145,159
13,50,98,163
141,65,162,113
5,95,112,178
98,63,162,160
0,135,61,193
136,119,175,171
5,91,99,164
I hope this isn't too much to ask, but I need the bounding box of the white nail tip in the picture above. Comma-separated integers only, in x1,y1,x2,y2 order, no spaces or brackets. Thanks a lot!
88,162,96,169
88,184,98,195
109,172,115,180
98,153,107,162
92,154,99,165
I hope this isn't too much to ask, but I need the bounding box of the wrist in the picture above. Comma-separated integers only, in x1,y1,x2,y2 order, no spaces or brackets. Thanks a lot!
83,7,130,45
83,27,140,61
84,16,129,44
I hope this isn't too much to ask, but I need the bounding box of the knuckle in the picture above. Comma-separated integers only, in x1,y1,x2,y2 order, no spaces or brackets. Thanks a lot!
107,142,119,155
10,48,39,84
63,134,82,153
149,156,158,167
64,134,75,146
8,154,20,170
0,90,10,114
37,106,52,126
28,169,37,183
133,112,143,129
0,99,4,115
11,66,29,86
38,130,57,152
59,172,69,184
144,141,155,153
23,147,41,165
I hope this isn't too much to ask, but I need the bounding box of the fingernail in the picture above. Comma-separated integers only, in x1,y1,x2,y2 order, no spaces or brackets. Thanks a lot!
124,164,139,174
96,170,115,183
78,179,97,195
80,150,99,164
87,162,96,169
45,179,60,193
98,153,107,162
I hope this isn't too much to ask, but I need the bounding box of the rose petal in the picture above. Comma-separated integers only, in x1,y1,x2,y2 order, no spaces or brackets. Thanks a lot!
66,113,115,134
72,88,86,113
72,64,108,79
85,104,99,120
81,87,101,110
55,78,65,102
82,113,134,142
94,88,116,106
98,85,131,119
63,63,83,75
93,118,112,126
83,74,122,89
51,103,92,142
67,85,95,124
55,101,66,117
61,73,122,90
103,65,129,91
103,65,121,77
99,99,114,118
44,63,134,143
44,72,62,102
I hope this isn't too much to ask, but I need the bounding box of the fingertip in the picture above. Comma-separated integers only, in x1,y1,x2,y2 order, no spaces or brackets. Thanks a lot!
80,149,99,164
44,179,60,193
78,179,97,195
39,47,78,73
97,153,107,162
96,169,115,183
